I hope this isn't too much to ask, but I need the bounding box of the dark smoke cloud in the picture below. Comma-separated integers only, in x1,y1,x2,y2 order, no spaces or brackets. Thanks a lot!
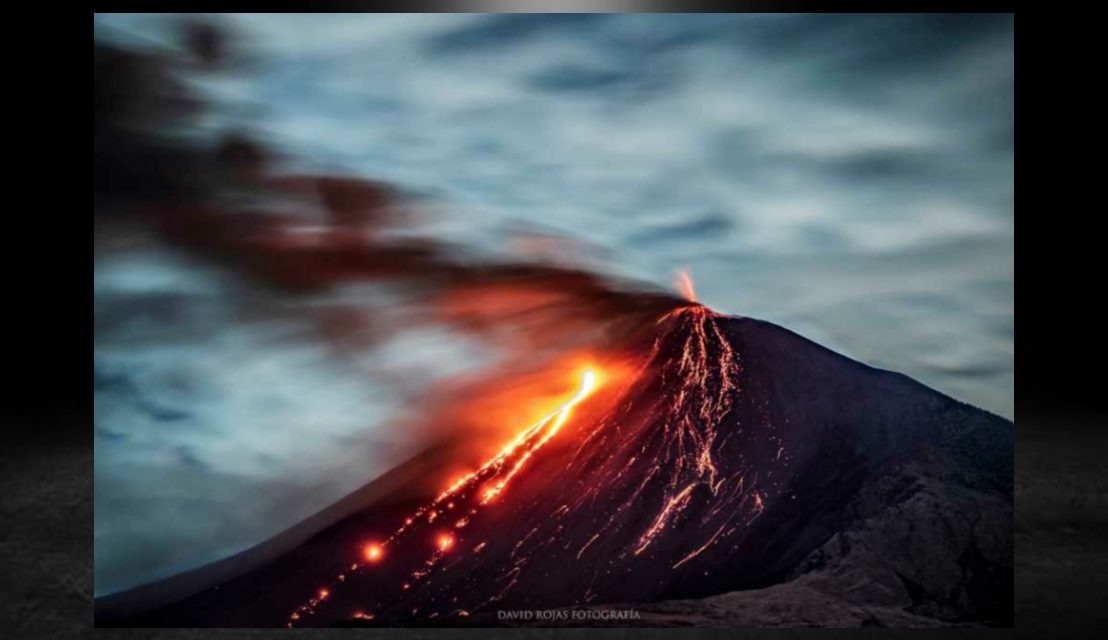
94,19,690,413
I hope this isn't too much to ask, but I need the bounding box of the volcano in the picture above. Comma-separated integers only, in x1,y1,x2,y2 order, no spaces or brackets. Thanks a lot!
95,307,1012,628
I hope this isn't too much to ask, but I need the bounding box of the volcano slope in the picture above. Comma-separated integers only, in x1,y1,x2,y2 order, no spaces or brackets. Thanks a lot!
96,307,1012,628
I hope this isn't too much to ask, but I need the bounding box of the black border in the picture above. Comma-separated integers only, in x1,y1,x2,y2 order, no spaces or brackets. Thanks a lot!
20,5,1108,639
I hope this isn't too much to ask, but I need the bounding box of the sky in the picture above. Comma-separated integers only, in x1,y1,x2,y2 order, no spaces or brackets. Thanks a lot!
93,13,1013,595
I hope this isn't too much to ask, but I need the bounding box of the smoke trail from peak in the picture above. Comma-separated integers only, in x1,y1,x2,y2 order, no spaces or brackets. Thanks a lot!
94,20,689,471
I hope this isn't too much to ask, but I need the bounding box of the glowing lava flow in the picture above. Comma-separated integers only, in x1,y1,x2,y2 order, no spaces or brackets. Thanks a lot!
287,368,601,627
624,302,750,558
479,369,596,504
286,294,792,626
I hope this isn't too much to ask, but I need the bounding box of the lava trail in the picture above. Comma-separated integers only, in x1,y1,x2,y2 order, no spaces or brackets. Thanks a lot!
288,303,791,627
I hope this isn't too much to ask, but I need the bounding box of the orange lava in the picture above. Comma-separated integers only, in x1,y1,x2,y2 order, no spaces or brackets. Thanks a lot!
363,543,383,563
478,368,597,505
287,366,605,627
285,321,786,626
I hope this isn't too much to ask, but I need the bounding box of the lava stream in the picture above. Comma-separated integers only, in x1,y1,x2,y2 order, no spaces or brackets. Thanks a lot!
287,367,602,627
287,301,789,626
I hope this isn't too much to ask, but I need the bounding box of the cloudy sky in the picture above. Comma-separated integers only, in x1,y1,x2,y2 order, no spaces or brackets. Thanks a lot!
94,13,1013,595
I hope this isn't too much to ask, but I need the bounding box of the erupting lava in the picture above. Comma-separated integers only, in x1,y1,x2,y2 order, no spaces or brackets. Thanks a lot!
287,294,790,627
95,32,1014,629
362,543,383,563
287,366,607,626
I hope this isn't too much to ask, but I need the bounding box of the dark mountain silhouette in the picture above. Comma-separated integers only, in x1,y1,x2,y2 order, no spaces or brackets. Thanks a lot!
96,309,1012,628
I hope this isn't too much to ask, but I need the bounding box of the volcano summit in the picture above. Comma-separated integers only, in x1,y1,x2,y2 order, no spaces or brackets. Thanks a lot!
96,306,1012,628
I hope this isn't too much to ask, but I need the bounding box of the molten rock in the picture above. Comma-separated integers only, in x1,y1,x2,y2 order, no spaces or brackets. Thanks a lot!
97,308,1011,628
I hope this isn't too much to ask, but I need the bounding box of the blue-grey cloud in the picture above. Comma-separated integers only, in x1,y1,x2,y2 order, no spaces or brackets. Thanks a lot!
93,13,1013,596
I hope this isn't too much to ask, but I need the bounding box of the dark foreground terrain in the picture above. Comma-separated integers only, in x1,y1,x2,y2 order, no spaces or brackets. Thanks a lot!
93,313,1013,628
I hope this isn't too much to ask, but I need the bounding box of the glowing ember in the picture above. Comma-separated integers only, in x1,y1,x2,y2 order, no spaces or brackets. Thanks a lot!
363,543,383,563
444,475,469,494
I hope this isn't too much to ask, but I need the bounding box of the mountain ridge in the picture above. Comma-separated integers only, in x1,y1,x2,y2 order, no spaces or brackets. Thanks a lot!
96,314,1012,628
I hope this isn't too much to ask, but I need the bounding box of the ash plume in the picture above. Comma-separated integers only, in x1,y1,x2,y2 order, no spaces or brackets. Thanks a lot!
93,20,1012,629
94,20,690,463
